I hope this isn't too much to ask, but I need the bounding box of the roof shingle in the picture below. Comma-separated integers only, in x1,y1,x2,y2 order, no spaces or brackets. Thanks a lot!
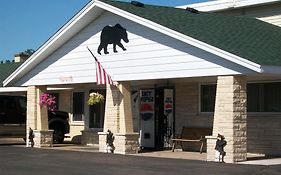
0,62,22,87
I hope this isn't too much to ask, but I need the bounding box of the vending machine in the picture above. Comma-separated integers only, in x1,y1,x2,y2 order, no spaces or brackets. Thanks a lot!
139,88,174,149
139,89,155,148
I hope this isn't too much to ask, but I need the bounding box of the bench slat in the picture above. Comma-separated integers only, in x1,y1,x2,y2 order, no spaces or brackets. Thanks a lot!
171,138,202,142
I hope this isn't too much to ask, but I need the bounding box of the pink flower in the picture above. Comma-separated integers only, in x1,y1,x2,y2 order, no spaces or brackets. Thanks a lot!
39,93,56,111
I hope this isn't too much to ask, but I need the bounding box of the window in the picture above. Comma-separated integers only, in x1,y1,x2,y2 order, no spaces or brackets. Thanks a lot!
200,85,216,112
18,96,27,113
248,82,281,112
72,92,84,122
200,82,281,113
89,89,106,128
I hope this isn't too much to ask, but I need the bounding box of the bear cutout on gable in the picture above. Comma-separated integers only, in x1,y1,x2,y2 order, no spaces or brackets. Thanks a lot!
97,24,129,55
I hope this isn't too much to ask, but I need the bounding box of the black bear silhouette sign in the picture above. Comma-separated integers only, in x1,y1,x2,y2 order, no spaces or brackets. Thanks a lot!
97,24,129,55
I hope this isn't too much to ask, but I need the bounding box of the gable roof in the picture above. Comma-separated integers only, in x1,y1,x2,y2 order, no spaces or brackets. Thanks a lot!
4,0,281,86
0,62,22,87
101,0,281,67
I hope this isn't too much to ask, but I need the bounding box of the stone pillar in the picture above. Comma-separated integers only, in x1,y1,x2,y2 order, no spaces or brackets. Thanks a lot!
103,85,120,133
99,82,139,154
99,84,121,153
115,82,139,154
36,86,48,131
207,76,247,163
26,86,53,147
26,86,37,147
118,81,134,133
114,133,139,154
206,136,217,161
98,132,108,153
33,130,53,148
81,129,102,147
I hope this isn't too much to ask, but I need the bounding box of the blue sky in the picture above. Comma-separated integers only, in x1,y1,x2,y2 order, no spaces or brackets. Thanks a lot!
0,0,209,61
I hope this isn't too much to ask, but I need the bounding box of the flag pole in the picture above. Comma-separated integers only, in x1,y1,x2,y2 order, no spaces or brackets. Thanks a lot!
86,46,117,86
86,46,98,62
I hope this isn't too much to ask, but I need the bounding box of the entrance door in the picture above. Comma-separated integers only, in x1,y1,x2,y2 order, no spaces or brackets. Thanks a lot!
155,88,175,149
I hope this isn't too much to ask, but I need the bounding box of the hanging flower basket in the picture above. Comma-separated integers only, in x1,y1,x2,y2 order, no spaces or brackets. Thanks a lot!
39,93,56,111
88,92,104,105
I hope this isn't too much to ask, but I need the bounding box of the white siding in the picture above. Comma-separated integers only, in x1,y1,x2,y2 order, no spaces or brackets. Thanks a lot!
17,12,253,86
218,3,281,27
258,14,281,27
245,4,281,27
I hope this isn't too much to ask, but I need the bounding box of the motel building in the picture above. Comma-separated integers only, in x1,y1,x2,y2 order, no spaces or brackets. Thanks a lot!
2,0,281,163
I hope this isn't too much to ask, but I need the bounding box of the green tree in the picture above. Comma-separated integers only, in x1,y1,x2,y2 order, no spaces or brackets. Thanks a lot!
23,49,35,57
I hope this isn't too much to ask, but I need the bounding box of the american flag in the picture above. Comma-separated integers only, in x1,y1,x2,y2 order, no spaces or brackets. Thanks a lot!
87,47,115,85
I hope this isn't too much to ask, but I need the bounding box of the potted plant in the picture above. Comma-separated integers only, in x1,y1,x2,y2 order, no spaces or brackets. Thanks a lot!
39,93,56,111
88,92,104,105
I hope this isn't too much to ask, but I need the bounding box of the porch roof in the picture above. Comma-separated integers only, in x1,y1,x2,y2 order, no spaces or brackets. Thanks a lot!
101,0,281,66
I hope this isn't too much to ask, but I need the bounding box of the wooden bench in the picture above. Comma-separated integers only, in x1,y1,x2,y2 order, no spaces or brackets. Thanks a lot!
171,127,212,153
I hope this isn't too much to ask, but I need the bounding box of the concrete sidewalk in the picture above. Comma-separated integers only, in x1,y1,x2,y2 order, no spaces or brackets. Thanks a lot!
45,144,281,166
1,138,280,166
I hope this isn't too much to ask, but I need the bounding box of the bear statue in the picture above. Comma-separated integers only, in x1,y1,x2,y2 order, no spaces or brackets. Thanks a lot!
97,24,129,55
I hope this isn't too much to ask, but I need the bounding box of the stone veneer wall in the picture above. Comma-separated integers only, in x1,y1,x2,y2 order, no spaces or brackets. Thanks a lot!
175,82,213,151
175,81,281,158
81,129,102,146
33,130,53,148
59,90,71,113
58,90,85,143
175,82,213,130
247,115,281,156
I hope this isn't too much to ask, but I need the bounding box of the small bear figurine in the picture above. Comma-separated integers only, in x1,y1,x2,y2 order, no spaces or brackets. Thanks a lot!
28,127,35,147
106,129,115,153
215,134,227,162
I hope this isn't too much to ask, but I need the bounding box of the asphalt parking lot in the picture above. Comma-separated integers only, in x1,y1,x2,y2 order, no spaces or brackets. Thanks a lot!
0,146,280,175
